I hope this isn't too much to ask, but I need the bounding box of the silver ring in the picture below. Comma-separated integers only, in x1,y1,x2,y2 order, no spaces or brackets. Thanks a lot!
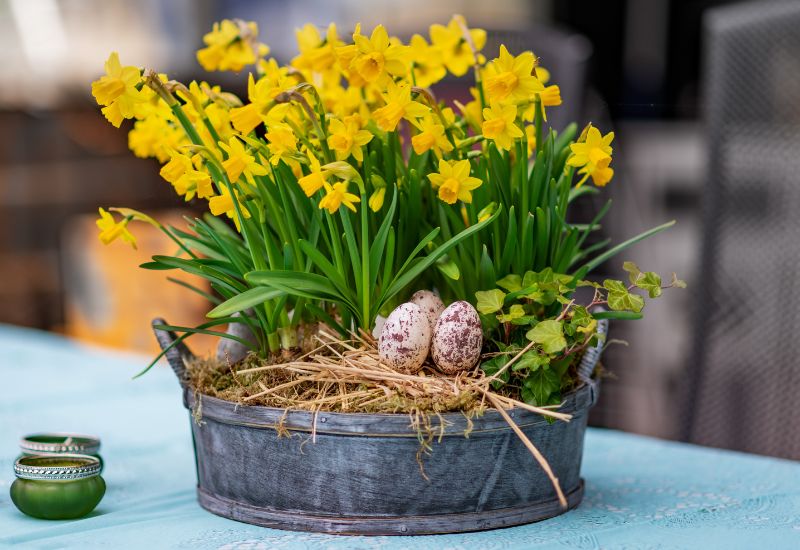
14,454,102,481
19,433,101,456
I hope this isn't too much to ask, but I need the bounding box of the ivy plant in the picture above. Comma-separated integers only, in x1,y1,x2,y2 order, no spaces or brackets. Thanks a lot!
476,263,685,406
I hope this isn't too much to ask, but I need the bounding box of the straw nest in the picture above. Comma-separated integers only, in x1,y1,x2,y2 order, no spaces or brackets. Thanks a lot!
187,327,571,422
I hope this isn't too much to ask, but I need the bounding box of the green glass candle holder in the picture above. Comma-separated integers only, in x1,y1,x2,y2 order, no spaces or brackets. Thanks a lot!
11,454,105,520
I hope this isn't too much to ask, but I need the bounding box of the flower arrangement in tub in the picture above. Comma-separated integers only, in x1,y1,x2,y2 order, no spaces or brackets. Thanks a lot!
90,15,682,408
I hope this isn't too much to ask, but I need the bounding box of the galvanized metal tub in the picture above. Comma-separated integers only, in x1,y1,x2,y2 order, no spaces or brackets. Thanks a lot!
153,318,602,535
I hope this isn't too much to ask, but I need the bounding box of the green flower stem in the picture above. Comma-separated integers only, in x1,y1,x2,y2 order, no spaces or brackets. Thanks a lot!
267,331,280,352
201,116,222,147
307,86,334,164
260,169,299,263
278,326,297,348
392,132,407,179
518,138,529,222
323,211,345,277
533,96,543,155
360,191,370,330
285,119,318,154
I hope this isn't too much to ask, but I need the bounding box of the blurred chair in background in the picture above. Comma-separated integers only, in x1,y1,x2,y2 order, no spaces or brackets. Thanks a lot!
686,0,800,459
62,210,215,357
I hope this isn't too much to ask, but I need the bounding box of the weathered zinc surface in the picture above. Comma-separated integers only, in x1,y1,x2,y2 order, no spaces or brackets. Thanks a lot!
154,319,597,535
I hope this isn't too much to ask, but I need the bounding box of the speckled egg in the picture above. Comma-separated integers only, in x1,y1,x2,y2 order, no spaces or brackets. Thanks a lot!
431,301,483,374
410,290,445,332
378,303,432,374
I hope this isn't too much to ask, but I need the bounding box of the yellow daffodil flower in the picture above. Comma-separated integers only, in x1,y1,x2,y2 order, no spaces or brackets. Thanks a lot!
567,126,614,166
160,151,214,200
321,83,366,118
536,65,551,84
319,181,361,213
298,154,329,196
197,19,269,72
96,207,137,249
369,187,386,212
348,24,410,84
481,102,523,151
131,73,172,121
174,170,214,200
128,115,185,163
409,34,446,88
427,159,482,204
219,137,268,183
429,15,486,77
567,126,615,187
91,52,144,128
579,154,614,187
160,151,192,183
372,80,429,132
230,65,293,134
522,84,562,122
411,113,454,157
484,45,541,104
327,114,373,162
293,23,342,78
265,124,298,166
208,187,251,230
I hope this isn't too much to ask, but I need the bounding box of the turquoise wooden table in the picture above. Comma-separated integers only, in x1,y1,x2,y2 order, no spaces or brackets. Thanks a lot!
2,324,800,549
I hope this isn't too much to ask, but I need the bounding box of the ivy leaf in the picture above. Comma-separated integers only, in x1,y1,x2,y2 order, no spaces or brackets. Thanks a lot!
577,318,597,336
513,351,550,372
670,272,687,288
510,315,537,326
481,355,510,389
522,270,540,288
603,279,627,293
523,366,561,406
567,305,596,338
623,261,641,285
635,271,662,298
603,279,645,313
497,304,525,323
475,289,506,315
525,320,567,354
496,274,522,292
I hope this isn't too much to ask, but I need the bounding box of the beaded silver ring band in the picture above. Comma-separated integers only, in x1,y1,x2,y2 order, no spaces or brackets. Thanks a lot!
14,454,102,481
19,434,101,456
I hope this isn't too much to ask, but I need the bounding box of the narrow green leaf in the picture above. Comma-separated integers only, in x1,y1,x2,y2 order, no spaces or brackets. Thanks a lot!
368,187,398,289
384,206,500,301
207,286,284,318
575,220,676,279
592,310,643,320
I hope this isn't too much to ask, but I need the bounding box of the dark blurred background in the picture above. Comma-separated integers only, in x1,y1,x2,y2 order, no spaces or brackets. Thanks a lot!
3,0,798,460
